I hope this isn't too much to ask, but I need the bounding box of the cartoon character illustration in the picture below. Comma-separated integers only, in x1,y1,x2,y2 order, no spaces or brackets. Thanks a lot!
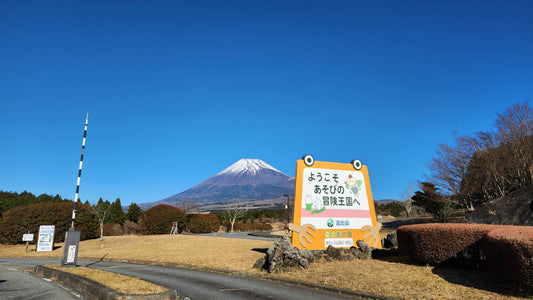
311,197,325,214
304,195,325,214
345,175,362,196
304,195,313,211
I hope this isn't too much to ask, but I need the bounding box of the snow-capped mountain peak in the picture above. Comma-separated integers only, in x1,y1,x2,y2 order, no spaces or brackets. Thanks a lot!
217,158,281,175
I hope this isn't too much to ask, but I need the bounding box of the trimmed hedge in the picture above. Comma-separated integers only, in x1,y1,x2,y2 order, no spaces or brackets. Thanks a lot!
397,223,533,288
397,223,498,265
485,226,533,288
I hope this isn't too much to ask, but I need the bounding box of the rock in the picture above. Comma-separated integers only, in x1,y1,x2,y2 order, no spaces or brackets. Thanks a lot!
339,254,355,261
384,231,398,249
356,240,372,259
253,257,265,269
260,237,315,273
324,245,342,259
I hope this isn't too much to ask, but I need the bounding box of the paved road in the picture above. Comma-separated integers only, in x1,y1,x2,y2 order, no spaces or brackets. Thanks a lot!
0,264,82,300
0,258,360,300
194,231,280,241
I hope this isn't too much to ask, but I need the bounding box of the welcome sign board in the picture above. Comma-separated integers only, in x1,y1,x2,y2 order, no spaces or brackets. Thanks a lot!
291,156,381,250
36,225,55,252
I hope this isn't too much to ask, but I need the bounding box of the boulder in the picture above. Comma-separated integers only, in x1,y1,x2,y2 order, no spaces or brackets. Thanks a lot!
356,240,372,259
383,231,398,249
260,237,313,273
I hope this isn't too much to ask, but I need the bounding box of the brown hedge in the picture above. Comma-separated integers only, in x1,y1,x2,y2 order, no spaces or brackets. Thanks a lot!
138,204,186,235
485,226,533,287
397,223,499,265
0,202,99,244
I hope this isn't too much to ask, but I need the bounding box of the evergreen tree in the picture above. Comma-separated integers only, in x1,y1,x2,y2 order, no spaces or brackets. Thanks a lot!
107,198,126,224
126,203,143,223
412,182,454,222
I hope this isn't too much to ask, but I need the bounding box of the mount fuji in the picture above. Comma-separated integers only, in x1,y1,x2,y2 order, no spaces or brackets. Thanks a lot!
140,159,295,211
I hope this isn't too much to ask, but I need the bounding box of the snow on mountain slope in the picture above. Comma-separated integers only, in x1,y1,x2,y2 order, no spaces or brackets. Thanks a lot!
217,158,281,175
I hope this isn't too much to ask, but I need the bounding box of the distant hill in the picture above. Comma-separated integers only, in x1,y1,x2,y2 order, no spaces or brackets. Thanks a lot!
374,199,400,205
139,159,295,211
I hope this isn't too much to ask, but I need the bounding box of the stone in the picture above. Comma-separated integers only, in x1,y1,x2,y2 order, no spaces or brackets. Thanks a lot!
339,254,355,261
253,257,265,269
260,237,316,273
324,245,342,259
356,240,372,259
384,231,398,249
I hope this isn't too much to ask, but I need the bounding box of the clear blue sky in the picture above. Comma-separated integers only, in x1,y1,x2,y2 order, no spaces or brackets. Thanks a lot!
1,1,532,207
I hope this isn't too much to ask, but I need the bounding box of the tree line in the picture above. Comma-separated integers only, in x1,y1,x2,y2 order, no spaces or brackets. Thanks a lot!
0,192,284,244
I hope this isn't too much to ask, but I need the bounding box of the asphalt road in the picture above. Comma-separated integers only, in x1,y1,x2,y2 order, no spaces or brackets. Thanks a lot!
0,264,82,300
0,258,360,300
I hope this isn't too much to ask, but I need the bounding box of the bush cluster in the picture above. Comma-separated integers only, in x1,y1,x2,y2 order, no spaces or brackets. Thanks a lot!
138,204,186,235
186,214,220,233
222,221,273,232
0,202,99,244
397,223,533,288
103,223,123,236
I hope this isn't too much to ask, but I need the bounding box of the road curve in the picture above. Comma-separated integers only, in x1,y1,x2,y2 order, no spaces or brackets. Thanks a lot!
0,264,82,300
0,258,361,300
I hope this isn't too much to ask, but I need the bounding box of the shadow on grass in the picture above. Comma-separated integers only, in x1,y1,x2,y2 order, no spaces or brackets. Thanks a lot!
251,248,268,254
432,265,533,298
373,253,533,298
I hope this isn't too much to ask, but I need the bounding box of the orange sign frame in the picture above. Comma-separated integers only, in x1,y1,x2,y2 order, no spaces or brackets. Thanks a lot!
291,158,381,250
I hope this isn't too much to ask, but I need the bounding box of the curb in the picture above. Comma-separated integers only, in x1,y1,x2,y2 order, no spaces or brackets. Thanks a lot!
35,265,178,300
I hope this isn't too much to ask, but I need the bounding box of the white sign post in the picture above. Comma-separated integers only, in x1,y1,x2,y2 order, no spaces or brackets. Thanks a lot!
22,233,34,253
36,225,55,252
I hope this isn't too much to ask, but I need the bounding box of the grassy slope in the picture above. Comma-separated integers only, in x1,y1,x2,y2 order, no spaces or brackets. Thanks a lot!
1,234,530,299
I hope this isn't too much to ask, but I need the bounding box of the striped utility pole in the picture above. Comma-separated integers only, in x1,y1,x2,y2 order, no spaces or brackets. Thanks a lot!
71,113,88,229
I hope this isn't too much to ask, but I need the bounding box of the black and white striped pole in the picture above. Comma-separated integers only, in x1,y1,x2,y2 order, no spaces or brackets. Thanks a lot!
62,113,88,268
71,112,88,229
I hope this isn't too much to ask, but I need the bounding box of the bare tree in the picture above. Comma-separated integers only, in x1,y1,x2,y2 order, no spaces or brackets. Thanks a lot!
178,199,199,214
400,182,415,218
94,198,111,240
428,134,476,210
223,201,247,233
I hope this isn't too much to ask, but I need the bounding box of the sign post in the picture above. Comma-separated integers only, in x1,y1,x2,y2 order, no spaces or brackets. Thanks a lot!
36,225,55,252
22,232,34,253
62,113,88,268
291,155,382,250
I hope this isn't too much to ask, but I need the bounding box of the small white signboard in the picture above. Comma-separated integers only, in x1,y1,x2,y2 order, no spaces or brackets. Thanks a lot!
22,234,34,242
67,245,77,263
36,225,55,252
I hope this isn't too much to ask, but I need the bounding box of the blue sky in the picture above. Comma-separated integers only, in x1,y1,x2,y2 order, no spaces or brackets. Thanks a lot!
1,1,532,207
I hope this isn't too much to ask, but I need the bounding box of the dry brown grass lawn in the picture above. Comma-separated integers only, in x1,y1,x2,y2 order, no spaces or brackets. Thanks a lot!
0,234,529,300
44,264,167,295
